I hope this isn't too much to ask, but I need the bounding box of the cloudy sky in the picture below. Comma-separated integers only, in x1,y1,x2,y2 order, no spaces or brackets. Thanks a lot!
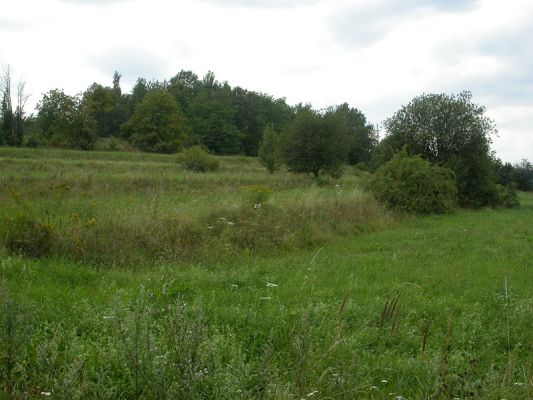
1,0,531,162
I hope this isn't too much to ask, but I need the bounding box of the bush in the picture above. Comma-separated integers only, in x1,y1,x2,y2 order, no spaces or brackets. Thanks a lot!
494,184,520,208
24,133,45,148
258,125,281,174
241,184,272,205
369,150,458,214
178,146,219,173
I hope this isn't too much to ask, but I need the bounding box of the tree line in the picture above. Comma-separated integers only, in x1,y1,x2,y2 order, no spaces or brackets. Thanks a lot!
0,66,531,208
0,68,375,163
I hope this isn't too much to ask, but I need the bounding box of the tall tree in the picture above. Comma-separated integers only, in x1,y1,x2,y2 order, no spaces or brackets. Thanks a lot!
111,71,128,134
187,73,243,154
0,67,29,146
1,67,14,145
12,80,28,146
282,105,350,178
122,90,188,153
167,70,200,112
36,89,96,149
83,83,115,137
327,103,377,165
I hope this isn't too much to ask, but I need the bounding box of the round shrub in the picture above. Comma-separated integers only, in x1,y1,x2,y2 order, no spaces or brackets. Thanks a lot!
177,146,219,173
369,150,458,214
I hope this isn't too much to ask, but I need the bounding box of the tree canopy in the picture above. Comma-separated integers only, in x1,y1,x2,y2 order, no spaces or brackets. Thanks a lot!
122,90,187,153
327,103,377,165
36,89,96,150
283,106,350,178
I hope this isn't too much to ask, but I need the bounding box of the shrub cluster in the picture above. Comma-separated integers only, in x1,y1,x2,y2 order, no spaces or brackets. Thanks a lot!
177,146,219,173
368,150,458,214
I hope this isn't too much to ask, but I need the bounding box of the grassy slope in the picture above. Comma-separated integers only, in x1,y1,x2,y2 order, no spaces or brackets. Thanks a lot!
1,147,532,398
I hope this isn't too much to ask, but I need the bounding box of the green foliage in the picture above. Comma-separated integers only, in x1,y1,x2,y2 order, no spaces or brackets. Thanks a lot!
327,103,377,164
187,75,244,155
35,89,96,150
283,106,350,178
0,104,14,145
494,158,533,192
83,82,115,136
382,91,498,208
23,133,45,148
494,184,520,208
0,67,24,147
231,87,293,157
178,145,219,172
369,149,458,214
258,125,281,173
122,90,188,153
512,159,533,191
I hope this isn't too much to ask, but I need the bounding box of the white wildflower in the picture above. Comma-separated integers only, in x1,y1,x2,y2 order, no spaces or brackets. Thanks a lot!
40,392,52,397
259,297,272,301
381,379,389,384
266,282,278,288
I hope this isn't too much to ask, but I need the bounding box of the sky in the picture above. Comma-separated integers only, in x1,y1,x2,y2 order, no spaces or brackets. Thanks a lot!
1,0,531,163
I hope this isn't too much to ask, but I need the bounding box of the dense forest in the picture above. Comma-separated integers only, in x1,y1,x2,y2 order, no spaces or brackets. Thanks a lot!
0,68,375,159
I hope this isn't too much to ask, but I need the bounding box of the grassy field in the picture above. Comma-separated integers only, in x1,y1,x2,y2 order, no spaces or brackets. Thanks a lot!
1,147,532,399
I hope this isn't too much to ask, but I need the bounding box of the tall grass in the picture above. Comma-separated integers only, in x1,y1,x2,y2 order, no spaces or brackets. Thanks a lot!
1,148,532,399
0,147,389,266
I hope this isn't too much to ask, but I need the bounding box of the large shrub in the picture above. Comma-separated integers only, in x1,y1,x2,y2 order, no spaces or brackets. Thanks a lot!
369,150,458,214
178,145,219,173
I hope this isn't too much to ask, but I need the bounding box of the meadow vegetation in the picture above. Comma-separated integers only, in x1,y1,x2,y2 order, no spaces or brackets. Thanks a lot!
0,147,532,399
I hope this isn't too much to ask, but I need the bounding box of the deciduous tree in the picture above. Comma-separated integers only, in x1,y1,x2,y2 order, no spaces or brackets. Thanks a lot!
122,90,187,153
382,91,498,207
282,105,350,178
258,125,281,174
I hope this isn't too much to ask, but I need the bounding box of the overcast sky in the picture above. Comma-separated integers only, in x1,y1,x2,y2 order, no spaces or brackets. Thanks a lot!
1,0,531,162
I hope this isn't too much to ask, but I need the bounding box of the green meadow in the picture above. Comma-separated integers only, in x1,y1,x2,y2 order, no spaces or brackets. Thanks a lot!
1,147,532,399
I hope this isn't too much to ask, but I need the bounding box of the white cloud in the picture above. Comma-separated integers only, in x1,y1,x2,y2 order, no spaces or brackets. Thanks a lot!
0,0,531,162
